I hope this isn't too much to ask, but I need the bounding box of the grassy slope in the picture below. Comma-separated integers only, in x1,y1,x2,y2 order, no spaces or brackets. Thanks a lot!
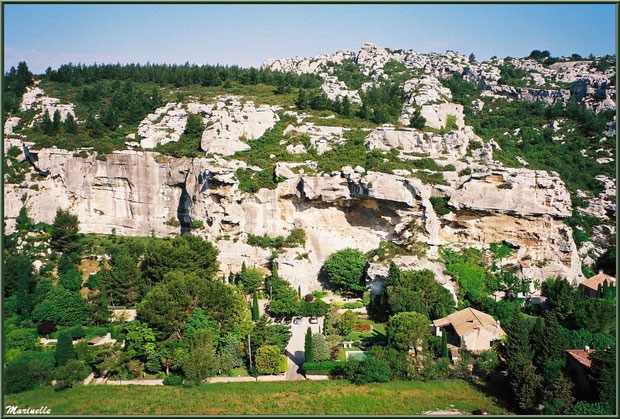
5,379,511,415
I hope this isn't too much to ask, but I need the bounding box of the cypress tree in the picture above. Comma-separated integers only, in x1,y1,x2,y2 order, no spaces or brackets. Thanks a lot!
298,286,301,297
304,327,314,363
252,291,260,321
504,309,533,379
530,317,545,367
386,261,401,287
440,330,448,358
55,329,76,366
541,310,567,361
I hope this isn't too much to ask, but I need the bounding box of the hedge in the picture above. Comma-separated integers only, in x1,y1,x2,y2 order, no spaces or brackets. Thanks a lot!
302,361,343,375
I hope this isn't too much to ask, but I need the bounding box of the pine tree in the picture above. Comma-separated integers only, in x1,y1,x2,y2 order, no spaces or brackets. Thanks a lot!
295,89,308,110
40,111,53,135
52,110,62,134
55,329,76,366
304,327,314,363
64,113,78,134
441,330,448,358
252,291,260,321
341,96,351,116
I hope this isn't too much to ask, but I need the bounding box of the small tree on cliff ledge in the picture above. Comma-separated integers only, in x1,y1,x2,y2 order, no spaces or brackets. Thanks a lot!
323,249,367,296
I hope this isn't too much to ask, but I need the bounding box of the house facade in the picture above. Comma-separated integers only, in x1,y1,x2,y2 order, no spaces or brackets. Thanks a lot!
432,308,505,354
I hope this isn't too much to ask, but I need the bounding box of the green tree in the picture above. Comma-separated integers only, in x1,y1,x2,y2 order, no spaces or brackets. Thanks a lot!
182,337,218,385
58,268,83,292
323,248,367,295
252,290,260,321
185,307,219,346
55,329,76,366
31,286,88,327
305,327,314,362
184,113,205,137
295,89,308,110
6,329,37,351
255,345,288,375
589,347,616,405
124,320,156,358
87,286,111,326
50,208,80,254
311,333,330,362
503,310,533,378
542,277,576,320
53,359,90,391
100,247,141,305
440,330,448,358
513,364,543,412
573,298,616,333
387,311,431,355
409,107,426,129
137,271,249,340
64,113,78,134
239,268,263,294
336,309,357,337
341,96,352,116
386,269,455,319
142,234,219,286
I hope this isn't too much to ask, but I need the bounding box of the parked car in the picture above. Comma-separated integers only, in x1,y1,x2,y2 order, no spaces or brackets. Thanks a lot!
285,330,293,336
293,317,303,325
309,316,318,324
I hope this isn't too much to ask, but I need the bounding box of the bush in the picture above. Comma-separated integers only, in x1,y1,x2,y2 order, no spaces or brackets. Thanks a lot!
346,357,392,385
53,359,90,391
6,328,37,351
162,373,184,386
298,299,329,317
255,345,288,375
474,350,499,379
4,351,55,394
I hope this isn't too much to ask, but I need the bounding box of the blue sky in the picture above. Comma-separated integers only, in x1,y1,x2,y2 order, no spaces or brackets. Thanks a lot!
4,4,616,73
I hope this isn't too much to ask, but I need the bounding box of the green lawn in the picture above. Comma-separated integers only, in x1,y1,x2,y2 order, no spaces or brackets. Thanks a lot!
5,379,511,415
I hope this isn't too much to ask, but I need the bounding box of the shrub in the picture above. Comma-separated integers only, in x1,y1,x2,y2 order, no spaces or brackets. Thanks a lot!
474,350,499,379
429,196,451,216
53,359,90,391
6,328,37,351
255,345,287,375
489,241,514,259
162,373,184,386
346,357,392,385
5,351,55,394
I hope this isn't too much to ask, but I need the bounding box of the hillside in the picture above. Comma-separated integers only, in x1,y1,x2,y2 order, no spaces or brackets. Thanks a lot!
4,43,615,289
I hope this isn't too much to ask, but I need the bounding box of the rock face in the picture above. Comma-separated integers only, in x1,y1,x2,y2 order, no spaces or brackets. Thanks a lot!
320,75,362,104
5,138,585,291
200,100,279,156
449,167,572,218
19,85,76,125
139,102,188,149
364,126,471,159
6,147,189,236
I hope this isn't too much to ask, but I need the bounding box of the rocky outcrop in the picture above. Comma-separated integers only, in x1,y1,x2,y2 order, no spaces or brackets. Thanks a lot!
449,167,572,218
6,147,189,236
138,102,187,149
19,85,76,126
364,126,471,159
200,100,280,156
